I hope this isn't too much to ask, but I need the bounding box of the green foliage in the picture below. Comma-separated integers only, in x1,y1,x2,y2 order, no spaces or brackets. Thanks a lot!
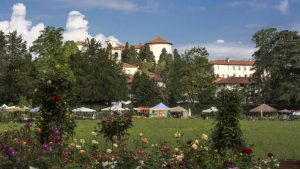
167,47,216,106
121,42,130,63
139,45,155,72
131,72,161,106
69,38,128,104
128,45,139,66
251,28,300,109
0,31,36,104
212,89,245,151
99,113,133,142
31,27,77,143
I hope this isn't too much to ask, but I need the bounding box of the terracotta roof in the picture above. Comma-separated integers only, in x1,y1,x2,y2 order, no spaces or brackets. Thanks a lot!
134,43,143,49
210,59,254,66
216,77,251,85
146,37,172,45
112,44,125,50
75,41,85,45
122,63,137,68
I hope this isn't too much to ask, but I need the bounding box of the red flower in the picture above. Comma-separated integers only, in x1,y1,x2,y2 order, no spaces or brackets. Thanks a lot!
267,152,273,158
54,138,60,143
242,147,253,155
53,94,61,102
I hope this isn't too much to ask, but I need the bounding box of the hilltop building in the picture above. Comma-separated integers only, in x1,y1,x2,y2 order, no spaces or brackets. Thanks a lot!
112,37,172,63
210,58,255,78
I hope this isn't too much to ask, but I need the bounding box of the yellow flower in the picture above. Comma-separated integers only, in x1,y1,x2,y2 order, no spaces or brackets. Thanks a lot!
174,148,179,152
203,146,208,151
68,143,76,148
91,140,98,145
194,139,199,144
91,131,97,136
113,143,118,148
55,64,61,70
22,141,26,145
80,150,86,154
106,149,112,154
174,131,181,138
192,144,198,150
80,139,85,144
201,134,208,141
76,145,82,150
139,133,144,137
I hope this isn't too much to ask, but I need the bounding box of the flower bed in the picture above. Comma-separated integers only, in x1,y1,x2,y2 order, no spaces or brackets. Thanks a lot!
0,120,280,169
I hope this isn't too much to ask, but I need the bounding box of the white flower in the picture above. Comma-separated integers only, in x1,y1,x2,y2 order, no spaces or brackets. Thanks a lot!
192,143,198,150
113,143,118,148
106,149,112,154
91,139,98,145
201,134,208,141
194,139,199,144
76,145,81,150
80,139,85,144
91,131,97,136
139,133,143,137
102,161,110,167
174,148,179,152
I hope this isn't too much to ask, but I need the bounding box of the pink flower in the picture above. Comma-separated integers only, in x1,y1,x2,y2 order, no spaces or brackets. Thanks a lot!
243,147,253,155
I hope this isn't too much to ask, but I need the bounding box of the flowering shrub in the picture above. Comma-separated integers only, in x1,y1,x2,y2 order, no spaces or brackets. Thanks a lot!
0,122,280,169
99,112,133,142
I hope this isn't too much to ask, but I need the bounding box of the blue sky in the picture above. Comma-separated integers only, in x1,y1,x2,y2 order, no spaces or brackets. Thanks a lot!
0,0,299,59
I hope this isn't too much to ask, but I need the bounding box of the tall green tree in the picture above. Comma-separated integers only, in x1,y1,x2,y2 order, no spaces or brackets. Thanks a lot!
139,45,155,72
121,42,130,63
167,47,216,106
0,31,35,104
70,38,128,104
251,28,300,108
131,72,161,106
128,45,139,66
62,41,79,58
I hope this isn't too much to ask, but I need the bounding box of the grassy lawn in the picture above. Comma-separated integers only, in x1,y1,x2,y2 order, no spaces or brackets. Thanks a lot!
1,119,300,159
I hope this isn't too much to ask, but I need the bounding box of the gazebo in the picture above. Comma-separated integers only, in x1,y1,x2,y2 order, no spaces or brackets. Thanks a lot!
249,104,278,118
149,103,171,118
170,106,188,118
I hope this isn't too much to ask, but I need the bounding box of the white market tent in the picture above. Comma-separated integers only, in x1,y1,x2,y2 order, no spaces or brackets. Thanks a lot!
72,107,96,113
102,102,130,112
202,107,218,114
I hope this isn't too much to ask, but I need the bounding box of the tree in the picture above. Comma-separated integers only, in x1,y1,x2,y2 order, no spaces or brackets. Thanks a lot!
128,45,138,66
70,38,128,105
156,48,173,81
31,26,77,143
212,89,245,151
62,41,79,58
131,72,161,106
251,28,300,109
173,49,180,60
139,45,155,72
121,42,130,63
0,31,35,104
167,47,216,106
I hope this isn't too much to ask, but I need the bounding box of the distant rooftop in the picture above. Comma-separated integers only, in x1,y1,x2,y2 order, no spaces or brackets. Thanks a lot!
216,77,251,85
210,59,254,66
122,63,137,68
146,37,172,45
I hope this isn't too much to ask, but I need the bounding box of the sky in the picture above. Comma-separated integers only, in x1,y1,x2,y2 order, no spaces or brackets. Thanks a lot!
0,0,299,60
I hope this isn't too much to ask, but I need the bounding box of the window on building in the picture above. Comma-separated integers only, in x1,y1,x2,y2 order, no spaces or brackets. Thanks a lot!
227,66,229,70
244,66,247,71
239,66,241,70
233,66,235,70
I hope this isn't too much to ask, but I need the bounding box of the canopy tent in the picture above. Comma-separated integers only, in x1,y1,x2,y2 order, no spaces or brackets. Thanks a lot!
202,107,218,114
102,102,130,112
170,106,188,118
2,106,28,112
134,107,150,111
149,103,171,118
30,107,40,113
0,104,8,110
278,109,292,114
72,107,96,113
249,104,278,117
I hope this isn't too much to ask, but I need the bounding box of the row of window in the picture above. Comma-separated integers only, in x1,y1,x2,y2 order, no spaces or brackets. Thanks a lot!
218,74,252,78
215,65,251,71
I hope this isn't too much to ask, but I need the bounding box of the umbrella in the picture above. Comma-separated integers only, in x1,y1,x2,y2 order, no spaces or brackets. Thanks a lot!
249,104,277,113
72,107,96,113
202,107,218,114
279,109,292,114
171,106,187,112
134,107,150,111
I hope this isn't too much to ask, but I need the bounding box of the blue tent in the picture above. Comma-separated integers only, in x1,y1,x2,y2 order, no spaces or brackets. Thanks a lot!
151,103,171,110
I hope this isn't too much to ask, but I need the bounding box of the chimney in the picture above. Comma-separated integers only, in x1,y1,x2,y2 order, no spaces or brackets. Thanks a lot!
226,58,230,62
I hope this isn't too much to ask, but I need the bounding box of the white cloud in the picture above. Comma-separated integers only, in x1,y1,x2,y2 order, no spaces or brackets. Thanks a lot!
216,39,225,44
0,3,121,48
276,0,289,14
0,3,45,47
177,41,256,60
63,11,120,47
56,0,137,11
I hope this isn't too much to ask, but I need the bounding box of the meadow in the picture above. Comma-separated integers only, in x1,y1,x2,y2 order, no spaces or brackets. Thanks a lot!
1,118,299,159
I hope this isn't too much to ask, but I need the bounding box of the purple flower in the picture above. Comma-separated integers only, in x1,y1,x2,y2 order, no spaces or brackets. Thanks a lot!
42,143,49,149
9,148,17,157
54,129,60,136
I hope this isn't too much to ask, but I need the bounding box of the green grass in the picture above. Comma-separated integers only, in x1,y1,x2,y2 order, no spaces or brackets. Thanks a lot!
1,119,300,159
